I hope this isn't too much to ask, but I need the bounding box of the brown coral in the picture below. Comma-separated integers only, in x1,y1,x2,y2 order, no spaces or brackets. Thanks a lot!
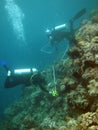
87,79,98,96
89,9,98,23
67,87,89,112
77,112,98,130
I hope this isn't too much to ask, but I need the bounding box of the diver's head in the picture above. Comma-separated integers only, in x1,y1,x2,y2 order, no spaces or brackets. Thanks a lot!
46,29,51,37
46,24,66,40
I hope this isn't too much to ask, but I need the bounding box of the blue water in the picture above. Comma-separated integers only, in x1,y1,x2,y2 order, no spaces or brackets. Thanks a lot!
0,0,98,119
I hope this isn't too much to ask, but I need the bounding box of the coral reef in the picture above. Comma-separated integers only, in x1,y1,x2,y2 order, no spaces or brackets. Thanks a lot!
59,110,98,130
1,9,98,130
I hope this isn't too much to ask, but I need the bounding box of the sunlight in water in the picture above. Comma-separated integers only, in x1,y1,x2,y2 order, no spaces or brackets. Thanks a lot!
5,0,26,44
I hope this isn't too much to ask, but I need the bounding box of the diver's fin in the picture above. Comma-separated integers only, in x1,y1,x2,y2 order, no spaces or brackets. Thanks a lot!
1,61,10,72
3,64,10,72
69,8,86,33
71,8,86,22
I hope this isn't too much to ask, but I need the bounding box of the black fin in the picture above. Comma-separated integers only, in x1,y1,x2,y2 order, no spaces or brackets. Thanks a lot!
71,8,86,22
3,64,10,72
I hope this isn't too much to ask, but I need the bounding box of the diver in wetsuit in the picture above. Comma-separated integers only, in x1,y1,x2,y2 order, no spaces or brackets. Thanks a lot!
3,64,49,93
46,8,86,46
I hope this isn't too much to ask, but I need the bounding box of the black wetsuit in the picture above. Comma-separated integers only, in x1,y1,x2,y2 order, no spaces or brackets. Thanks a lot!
5,72,48,93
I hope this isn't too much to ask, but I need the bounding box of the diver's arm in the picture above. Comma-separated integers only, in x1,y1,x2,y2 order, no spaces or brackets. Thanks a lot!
31,72,49,93
39,84,49,93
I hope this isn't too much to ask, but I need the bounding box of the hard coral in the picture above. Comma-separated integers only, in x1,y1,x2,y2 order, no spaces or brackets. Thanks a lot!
68,46,81,58
82,68,98,82
58,118,77,130
67,87,89,111
77,112,98,130
89,9,98,23
87,79,98,96
76,21,98,42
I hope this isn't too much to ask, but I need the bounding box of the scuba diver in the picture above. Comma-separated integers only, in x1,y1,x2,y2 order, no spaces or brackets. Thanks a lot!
46,8,86,46
3,64,49,93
